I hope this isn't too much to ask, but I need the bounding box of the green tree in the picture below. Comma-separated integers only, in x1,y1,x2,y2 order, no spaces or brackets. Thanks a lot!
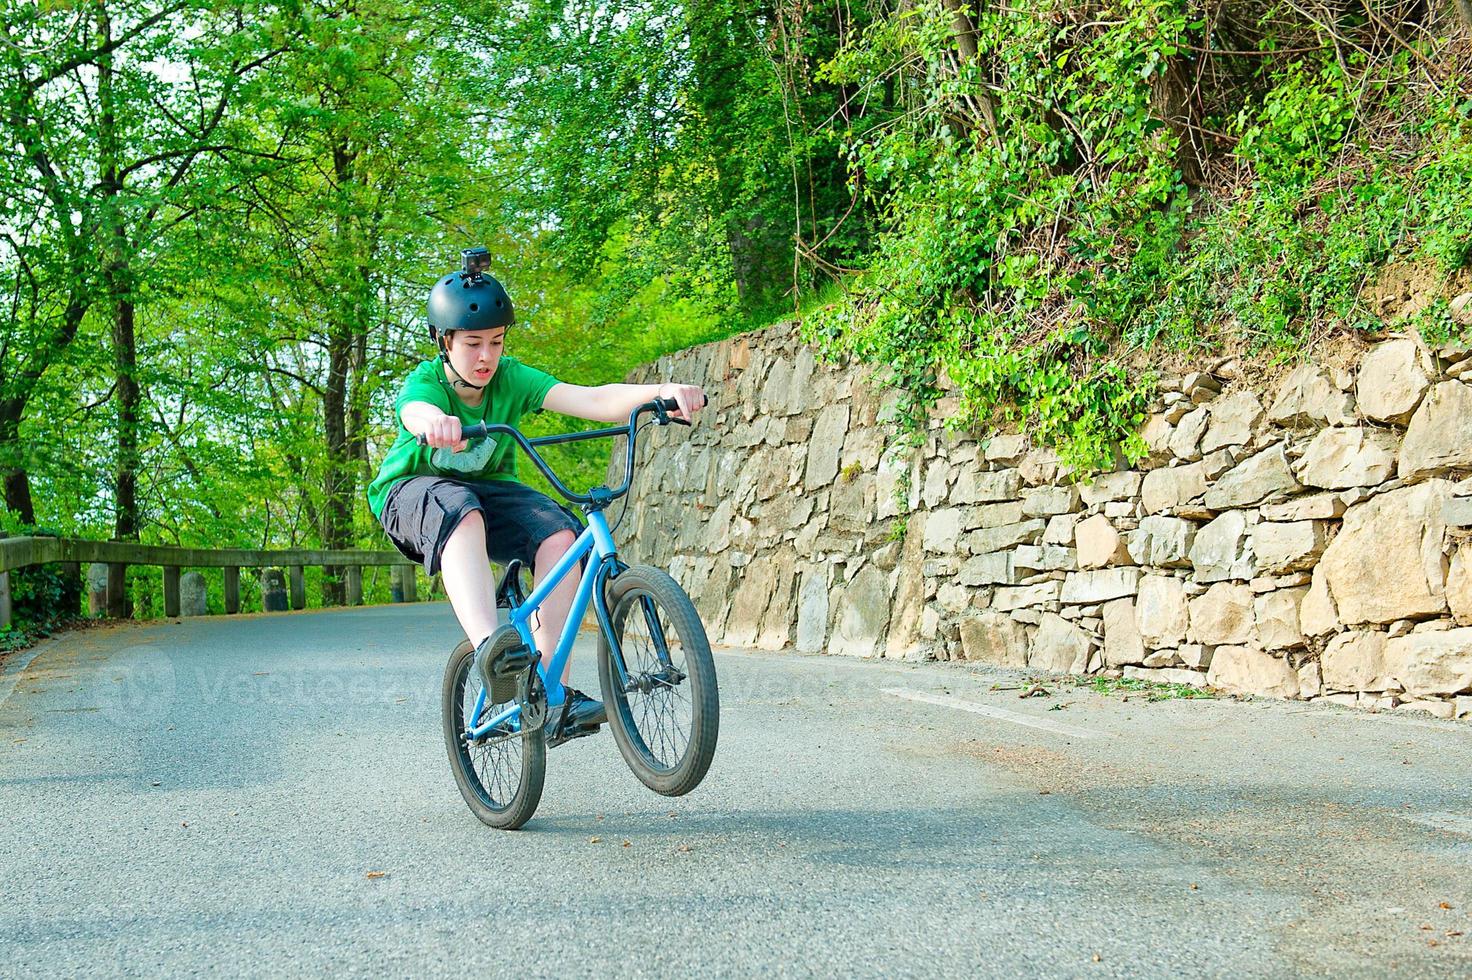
1,0,286,551
467,0,865,323
219,0,489,599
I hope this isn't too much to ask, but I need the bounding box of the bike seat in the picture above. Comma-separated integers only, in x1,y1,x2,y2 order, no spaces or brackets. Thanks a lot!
495,560,527,609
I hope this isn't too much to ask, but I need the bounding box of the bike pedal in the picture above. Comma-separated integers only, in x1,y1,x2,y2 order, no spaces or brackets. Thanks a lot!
545,723,601,749
493,644,537,677
479,641,536,705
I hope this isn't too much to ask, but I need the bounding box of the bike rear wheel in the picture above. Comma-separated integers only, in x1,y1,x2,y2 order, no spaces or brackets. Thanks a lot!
597,565,719,797
442,636,546,830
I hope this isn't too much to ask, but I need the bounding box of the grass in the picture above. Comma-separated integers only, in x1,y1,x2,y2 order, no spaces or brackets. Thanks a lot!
1070,675,1217,702
994,674,1218,702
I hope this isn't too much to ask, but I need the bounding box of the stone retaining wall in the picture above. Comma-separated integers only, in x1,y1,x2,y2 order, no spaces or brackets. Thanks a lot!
617,321,1472,720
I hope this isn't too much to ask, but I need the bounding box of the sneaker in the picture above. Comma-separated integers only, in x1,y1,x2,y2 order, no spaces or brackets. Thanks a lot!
562,687,607,728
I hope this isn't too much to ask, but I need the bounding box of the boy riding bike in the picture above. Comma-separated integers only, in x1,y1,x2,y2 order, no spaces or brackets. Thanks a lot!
367,247,707,734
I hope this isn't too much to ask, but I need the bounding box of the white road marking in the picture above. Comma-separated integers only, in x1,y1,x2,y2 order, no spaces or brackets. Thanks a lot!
882,686,1103,740
1399,811,1472,839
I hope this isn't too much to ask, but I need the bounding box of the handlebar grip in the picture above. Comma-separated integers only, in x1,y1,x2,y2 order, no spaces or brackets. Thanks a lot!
417,422,490,447
652,394,713,412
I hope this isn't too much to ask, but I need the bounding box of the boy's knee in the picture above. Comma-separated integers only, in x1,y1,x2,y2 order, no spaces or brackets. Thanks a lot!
539,529,576,556
535,529,578,569
448,508,485,541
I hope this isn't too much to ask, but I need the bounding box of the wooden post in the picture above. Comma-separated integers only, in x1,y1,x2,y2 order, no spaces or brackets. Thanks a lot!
163,566,181,618
107,562,127,618
394,564,417,603
0,571,11,630
223,566,240,614
345,565,362,606
289,565,306,610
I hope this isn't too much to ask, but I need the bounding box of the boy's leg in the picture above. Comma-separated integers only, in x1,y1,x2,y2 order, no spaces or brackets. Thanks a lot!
439,510,499,648
469,480,597,722
378,477,497,648
532,528,579,684
531,527,604,729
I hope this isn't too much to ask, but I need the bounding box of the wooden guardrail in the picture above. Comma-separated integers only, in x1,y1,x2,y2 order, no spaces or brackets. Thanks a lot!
0,536,420,629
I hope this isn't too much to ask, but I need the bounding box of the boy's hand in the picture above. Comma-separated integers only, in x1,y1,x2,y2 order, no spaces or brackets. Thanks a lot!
421,414,468,452
658,383,707,422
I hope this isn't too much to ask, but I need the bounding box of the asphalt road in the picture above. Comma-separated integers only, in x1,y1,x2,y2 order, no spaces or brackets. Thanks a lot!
2,604,1470,978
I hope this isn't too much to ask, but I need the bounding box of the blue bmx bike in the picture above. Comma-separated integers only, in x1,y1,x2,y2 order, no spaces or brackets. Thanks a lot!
441,398,719,830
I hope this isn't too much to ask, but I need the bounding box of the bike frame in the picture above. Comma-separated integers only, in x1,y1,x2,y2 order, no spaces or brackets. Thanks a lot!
455,398,690,743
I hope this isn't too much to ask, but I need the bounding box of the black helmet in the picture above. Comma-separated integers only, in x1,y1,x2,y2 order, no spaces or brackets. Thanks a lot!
426,269,515,341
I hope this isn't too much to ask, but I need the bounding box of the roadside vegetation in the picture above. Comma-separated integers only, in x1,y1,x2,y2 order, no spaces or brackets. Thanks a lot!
3,0,1470,624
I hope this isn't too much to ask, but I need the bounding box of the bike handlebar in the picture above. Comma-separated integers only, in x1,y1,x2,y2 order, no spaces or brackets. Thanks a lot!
424,396,705,509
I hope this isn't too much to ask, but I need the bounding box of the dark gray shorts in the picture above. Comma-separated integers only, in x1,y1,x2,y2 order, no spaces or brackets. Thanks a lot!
378,477,584,576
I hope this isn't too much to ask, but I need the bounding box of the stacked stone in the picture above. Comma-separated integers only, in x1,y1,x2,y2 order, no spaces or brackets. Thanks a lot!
619,323,904,661
619,322,1472,720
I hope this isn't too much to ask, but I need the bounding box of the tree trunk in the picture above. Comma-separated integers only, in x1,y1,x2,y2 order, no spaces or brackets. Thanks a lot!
319,139,358,606
113,290,140,542
4,470,35,526
940,0,1002,145
0,400,35,526
321,322,351,605
689,4,790,311
725,215,788,311
0,284,86,529
97,4,141,550
1151,54,1206,187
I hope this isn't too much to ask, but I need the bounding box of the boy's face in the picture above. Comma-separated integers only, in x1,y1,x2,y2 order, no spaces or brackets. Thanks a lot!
445,327,506,387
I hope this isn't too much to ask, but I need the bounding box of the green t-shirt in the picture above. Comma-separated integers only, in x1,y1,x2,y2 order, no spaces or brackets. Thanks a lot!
366,355,561,518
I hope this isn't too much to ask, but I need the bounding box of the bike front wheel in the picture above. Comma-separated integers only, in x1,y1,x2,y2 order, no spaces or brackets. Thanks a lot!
442,637,546,830
597,565,719,797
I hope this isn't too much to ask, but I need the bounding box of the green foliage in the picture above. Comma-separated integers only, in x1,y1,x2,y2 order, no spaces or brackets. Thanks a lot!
809,0,1195,471
1234,62,1356,184
1406,94,1472,274
949,344,1154,473
0,562,83,650
1406,298,1472,350
466,0,852,319
5,0,1472,626
805,0,1472,475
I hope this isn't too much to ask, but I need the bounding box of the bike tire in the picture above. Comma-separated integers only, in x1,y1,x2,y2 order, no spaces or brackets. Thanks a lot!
442,636,546,830
597,565,719,797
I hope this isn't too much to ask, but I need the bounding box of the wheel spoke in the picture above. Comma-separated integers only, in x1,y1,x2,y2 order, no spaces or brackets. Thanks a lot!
457,658,524,810
602,574,712,790
614,589,695,772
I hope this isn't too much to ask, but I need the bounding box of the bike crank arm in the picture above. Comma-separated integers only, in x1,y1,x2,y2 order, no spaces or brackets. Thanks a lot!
461,726,524,750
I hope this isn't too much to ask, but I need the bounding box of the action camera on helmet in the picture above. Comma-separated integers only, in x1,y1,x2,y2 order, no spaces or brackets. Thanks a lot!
461,246,491,278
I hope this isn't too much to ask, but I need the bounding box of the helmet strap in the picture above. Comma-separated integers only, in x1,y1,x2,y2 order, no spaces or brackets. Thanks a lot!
437,334,487,391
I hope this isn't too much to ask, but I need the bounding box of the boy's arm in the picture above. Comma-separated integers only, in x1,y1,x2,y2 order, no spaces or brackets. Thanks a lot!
541,382,707,424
